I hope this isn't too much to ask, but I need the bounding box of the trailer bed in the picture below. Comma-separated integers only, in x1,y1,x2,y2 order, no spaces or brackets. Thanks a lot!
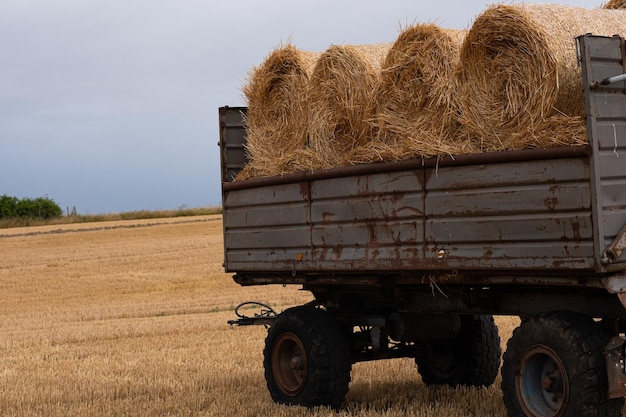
220,35,626,291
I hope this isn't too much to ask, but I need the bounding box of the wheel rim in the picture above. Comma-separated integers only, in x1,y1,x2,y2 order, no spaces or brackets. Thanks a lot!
429,346,460,379
272,332,307,397
516,345,568,417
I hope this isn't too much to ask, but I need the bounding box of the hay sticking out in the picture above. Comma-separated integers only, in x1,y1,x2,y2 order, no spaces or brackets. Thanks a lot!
371,23,472,159
239,44,319,179
456,4,626,151
604,0,626,9
307,43,391,168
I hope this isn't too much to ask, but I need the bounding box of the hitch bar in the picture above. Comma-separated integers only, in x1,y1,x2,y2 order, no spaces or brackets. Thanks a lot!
227,301,277,327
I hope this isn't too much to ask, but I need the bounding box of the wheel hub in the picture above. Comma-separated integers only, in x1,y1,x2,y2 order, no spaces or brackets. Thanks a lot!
272,332,308,397
517,345,568,417
289,355,304,370
541,368,563,393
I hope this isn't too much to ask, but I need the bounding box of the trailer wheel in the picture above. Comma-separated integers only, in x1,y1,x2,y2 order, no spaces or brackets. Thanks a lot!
501,311,624,417
416,314,501,387
263,305,351,409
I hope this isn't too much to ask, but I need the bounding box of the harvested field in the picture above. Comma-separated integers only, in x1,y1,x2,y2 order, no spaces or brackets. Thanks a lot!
0,216,536,416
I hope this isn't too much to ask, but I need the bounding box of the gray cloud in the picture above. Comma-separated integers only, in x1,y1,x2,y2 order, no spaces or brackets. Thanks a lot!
0,0,599,213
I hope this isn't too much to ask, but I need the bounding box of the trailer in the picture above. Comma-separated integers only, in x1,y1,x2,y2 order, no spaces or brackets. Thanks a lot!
219,35,626,417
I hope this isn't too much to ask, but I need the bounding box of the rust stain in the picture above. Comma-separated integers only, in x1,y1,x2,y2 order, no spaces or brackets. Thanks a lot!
571,221,581,241
322,212,335,222
299,182,310,200
544,197,559,211
367,222,378,246
394,206,424,217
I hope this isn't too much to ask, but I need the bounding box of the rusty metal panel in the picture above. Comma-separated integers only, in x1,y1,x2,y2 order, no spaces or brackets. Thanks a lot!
428,215,593,243
424,157,589,189
222,153,601,272
580,35,626,268
591,94,626,119
223,181,307,207
307,246,424,271
423,242,595,270
219,106,247,183
310,170,421,199
427,183,590,216
597,122,626,265
223,182,311,271
312,220,421,247
424,158,596,270
309,170,424,268
310,171,423,221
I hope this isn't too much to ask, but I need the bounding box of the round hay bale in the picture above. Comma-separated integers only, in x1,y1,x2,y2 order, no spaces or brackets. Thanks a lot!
240,44,319,179
456,4,626,151
307,43,391,168
372,23,472,159
604,0,626,9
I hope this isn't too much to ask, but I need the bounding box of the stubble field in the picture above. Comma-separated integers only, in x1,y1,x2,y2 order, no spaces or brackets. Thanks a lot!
0,215,522,416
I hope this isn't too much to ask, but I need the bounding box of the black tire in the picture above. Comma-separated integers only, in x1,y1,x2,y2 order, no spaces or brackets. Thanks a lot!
416,314,501,387
501,311,624,417
263,305,352,409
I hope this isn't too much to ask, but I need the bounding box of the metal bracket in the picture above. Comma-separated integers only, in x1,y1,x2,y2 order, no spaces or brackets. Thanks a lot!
607,337,626,398
604,223,626,264
590,73,626,90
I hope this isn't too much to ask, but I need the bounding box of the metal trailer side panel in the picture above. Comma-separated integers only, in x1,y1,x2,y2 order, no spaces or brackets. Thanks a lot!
223,153,597,274
309,170,425,271
424,158,595,270
580,35,626,269
220,106,248,270
219,106,247,183
224,167,427,272
223,182,311,271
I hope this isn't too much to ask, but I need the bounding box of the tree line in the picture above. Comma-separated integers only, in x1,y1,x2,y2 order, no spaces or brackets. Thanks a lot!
0,195,63,220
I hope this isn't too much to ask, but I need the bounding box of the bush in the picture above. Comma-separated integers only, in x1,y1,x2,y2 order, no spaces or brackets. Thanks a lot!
0,195,63,220
0,195,19,219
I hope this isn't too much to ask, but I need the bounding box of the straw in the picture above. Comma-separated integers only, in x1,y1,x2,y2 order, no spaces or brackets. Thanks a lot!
371,24,473,159
604,0,626,9
456,4,626,151
239,44,319,179
307,43,391,168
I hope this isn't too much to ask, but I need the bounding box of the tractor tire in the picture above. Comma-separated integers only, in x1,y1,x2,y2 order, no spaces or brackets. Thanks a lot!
263,305,352,409
416,314,501,387
501,311,624,417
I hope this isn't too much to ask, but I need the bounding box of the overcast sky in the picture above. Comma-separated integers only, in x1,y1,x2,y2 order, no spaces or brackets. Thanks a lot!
0,0,601,214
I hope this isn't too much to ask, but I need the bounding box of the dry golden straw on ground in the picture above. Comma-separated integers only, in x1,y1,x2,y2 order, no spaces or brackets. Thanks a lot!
370,24,471,161
307,43,391,169
456,4,626,151
239,44,319,180
0,216,517,416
